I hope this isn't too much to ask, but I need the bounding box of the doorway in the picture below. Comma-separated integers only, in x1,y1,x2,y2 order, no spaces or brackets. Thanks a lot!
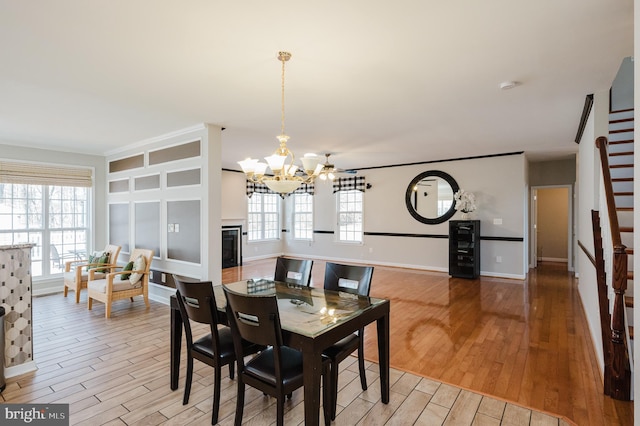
531,185,573,270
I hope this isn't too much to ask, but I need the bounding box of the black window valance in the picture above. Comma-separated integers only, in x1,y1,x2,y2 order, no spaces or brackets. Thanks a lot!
246,181,315,198
246,181,274,198
333,176,366,193
287,183,315,197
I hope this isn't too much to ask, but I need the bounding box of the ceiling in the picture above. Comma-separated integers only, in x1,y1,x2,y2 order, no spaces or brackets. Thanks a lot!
0,1,633,171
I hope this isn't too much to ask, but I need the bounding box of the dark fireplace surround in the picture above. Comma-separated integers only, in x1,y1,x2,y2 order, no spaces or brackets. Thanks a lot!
222,225,242,269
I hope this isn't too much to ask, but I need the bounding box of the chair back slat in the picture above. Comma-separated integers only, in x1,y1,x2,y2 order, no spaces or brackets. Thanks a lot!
174,277,219,326
223,287,283,349
274,257,313,286
323,262,374,297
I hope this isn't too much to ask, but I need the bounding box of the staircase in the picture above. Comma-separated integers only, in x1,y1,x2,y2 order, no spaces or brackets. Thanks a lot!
593,108,634,400
609,108,634,347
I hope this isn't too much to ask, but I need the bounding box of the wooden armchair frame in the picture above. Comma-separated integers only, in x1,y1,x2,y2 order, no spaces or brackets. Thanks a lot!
63,244,121,303
87,248,153,318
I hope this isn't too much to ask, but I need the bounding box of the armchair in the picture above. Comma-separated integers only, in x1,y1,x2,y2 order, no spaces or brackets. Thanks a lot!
87,248,153,318
63,244,121,303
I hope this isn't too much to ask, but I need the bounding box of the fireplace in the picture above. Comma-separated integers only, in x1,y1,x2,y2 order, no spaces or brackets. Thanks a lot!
222,225,242,268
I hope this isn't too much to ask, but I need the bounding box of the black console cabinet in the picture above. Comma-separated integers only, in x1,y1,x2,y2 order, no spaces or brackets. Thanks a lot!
449,220,480,279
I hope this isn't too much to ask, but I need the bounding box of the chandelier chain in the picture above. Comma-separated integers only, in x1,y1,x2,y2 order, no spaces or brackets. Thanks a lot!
281,53,286,136
237,51,325,194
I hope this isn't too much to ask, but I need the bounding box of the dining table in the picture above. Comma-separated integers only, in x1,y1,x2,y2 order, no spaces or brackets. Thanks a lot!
169,279,390,426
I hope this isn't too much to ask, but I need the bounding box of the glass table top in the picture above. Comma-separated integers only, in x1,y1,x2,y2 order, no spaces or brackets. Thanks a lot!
214,279,387,338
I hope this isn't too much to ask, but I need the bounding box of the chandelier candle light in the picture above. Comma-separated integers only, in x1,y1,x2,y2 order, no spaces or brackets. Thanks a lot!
238,52,323,193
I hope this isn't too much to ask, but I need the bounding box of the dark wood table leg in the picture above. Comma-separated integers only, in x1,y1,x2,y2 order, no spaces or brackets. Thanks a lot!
377,308,390,403
170,300,182,391
302,344,322,426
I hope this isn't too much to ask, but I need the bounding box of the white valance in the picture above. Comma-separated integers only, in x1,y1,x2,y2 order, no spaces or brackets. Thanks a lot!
0,161,93,187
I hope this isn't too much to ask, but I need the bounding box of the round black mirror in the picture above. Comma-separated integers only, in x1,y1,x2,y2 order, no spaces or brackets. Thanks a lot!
405,170,459,224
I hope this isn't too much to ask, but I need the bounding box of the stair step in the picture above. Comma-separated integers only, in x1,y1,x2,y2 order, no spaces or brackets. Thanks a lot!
610,117,634,125
628,271,634,281
615,192,634,196
611,164,634,169
613,184,634,195
627,248,634,255
626,296,634,308
610,169,633,181
610,139,634,145
630,326,634,340
610,128,635,134
609,129,634,137
611,108,634,113
617,207,634,212
610,151,634,157
620,226,634,233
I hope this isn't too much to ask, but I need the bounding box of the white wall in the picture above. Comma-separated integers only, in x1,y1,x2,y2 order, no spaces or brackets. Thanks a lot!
576,90,609,379
225,153,529,279
529,159,576,186
611,57,634,112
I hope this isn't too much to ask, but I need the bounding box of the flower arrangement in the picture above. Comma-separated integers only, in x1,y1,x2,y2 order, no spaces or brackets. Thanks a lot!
454,189,477,214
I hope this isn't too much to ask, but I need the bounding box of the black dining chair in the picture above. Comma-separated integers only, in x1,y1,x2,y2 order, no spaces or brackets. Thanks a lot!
322,262,374,420
173,275,261,425
274,256,314,286
223,286,331,426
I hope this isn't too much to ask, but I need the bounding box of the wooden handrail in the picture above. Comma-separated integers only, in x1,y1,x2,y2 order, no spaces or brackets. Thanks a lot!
577,239,596,267
595,137,623,248
594,136,631,400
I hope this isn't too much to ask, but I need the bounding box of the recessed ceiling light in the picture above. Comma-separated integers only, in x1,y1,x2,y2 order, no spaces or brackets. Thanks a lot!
500,81,519,90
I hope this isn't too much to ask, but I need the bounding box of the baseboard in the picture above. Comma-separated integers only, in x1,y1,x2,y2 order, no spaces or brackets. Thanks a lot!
5,361,37,379
281,253,527,281
243,252,285,262
539,257,568,263
479,271,526,280
148,282,173,306
32,278,64,296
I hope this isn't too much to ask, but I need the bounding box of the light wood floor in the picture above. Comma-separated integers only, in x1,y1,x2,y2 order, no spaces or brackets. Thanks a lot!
0,259,632,425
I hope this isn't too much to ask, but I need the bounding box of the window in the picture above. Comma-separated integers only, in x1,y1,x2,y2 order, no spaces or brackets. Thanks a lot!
438,199,453,216
247,193,280,241
337,190,363,243
0,183,89,277
292,193,313,240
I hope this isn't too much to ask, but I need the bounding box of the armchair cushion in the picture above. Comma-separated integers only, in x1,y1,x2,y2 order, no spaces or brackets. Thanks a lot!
64,270,105,284
88,276,138,293
120,261,134,280
129,255,146,285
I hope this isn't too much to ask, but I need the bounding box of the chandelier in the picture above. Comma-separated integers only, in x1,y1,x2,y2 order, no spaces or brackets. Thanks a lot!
238,51,322,194
317,153,339,181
